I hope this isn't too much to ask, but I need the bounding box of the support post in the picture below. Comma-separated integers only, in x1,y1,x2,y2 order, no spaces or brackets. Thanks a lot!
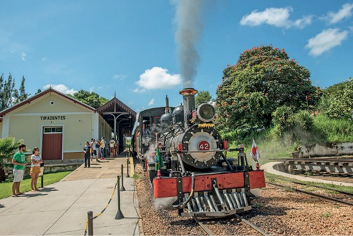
115,176,124,219
41,175,44,188
87,211,93,236
120,165,126,191
126,159,130,177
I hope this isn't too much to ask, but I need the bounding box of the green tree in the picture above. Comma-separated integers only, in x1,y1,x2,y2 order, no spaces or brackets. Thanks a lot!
0,138,22,182
319,78,353,119
195,90,212,106
0,74,16,111
216,45,319,131
69,90,109,108
0,74,30,111
14,76,30,103
35,89,42,95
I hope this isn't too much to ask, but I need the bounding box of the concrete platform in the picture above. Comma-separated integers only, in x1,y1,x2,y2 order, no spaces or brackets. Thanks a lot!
0,158,140,235
262,161,353,187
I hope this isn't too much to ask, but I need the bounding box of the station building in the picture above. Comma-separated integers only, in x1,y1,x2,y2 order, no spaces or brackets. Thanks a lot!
0,88,136,160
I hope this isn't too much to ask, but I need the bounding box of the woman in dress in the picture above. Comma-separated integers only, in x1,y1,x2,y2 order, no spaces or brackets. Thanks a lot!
30,147,42,191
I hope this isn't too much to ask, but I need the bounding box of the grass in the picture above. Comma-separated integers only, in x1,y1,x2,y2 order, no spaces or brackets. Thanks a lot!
132,173,142,180
321,212,331,218
223,114,353,164
0,171,72,199
313,115,353,143
265,172,353,194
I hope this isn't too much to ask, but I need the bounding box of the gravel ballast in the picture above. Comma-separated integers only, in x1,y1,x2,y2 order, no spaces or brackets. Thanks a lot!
135,164,353,235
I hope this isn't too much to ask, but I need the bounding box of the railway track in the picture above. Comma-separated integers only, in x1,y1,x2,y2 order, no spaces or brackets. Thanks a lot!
193,214,271,236
267,182,353,207
280,157,353,176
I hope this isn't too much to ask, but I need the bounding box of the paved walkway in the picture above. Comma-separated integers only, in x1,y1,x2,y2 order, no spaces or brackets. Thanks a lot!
263,162,353,187
0,157,140,235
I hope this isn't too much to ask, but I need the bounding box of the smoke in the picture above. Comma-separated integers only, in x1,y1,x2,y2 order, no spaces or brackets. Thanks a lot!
144,144,157,163
174,0,206,87
154,197,177,210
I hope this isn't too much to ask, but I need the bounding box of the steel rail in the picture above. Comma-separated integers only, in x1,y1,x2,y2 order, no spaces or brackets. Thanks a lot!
193,216,214,236
275,178,353,197
267,182,353,207
235,214,271,236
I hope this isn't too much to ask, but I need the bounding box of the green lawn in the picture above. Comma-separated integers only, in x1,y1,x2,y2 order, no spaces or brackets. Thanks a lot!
0,171,72,199
265,172,353,194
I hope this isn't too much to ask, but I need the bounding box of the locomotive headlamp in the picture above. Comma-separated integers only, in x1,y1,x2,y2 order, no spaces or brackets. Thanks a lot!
197,103,215,122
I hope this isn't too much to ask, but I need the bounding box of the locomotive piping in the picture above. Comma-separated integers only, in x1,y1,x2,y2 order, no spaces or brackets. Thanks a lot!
179,172,195,209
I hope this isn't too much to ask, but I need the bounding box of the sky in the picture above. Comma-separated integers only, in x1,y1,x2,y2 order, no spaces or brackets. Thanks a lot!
1,0,353,113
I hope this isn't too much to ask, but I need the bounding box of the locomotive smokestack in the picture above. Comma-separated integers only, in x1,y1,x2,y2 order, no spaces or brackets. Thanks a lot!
165,95,171,114
179,88,198,128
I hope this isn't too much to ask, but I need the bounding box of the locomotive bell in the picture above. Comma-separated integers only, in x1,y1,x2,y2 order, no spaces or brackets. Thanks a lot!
179,88,198,128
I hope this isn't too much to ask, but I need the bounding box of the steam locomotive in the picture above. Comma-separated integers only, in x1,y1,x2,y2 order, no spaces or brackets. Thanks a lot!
132,88,265,218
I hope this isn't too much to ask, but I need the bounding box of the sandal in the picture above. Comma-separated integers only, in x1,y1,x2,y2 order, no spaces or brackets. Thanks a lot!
12,194,18,197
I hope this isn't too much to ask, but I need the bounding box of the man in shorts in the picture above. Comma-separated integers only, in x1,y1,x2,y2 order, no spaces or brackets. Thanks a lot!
12,144,27,197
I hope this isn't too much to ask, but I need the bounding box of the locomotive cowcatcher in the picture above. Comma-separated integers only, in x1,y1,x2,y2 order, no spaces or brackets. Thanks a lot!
132,88,266,218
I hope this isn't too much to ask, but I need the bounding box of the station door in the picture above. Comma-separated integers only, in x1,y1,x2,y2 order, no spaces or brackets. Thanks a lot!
42,127,63,160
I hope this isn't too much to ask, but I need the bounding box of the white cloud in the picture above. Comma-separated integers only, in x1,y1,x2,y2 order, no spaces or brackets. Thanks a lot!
41,57,47,61
240,7,312,29
148,98,155,106
293,15,313,29
113,74,127,80
135,67,182,90
306,28,348,56
21,52,26,61
133,88,146,93
89,87,94,93
43,84,77,95
325,3,353,24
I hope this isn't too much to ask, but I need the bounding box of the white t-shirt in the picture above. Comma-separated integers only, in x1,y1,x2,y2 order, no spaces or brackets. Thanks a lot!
31,155,42,167
92,142,98,151
109,140,115,148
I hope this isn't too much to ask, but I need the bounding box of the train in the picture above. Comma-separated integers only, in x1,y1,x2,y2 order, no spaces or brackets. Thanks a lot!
132,88,266,218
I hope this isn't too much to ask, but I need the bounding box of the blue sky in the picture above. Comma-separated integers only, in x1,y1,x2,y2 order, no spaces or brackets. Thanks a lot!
1,0,353,112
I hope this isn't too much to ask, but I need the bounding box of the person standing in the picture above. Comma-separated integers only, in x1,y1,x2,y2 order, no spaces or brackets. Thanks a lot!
92,139,100,162
109,139,115,158
114,141,118,157
90,138,94,161
83,142,91,168
100,137,105,159
11,144,26,197
30,147,42,191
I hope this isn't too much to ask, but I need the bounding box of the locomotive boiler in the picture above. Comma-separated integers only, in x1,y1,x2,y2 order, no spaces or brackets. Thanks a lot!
132,88,266,218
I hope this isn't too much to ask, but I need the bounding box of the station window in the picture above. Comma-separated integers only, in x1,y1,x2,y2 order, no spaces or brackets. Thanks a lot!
44,127,63,133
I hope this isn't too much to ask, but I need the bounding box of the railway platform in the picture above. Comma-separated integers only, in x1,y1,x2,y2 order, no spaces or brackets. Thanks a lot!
263,161,353,187
0,157,140,235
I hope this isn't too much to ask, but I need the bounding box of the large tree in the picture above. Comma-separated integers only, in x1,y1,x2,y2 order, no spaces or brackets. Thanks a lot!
195,90,212,106
216,45,319,131
0,74,30,111
69,90,109,108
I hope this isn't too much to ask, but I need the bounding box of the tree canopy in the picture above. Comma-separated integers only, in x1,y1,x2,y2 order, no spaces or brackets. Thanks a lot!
195,90,212,106
0,74,30,111
216,45,320,131
319,78,353,119
69,90,109,108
